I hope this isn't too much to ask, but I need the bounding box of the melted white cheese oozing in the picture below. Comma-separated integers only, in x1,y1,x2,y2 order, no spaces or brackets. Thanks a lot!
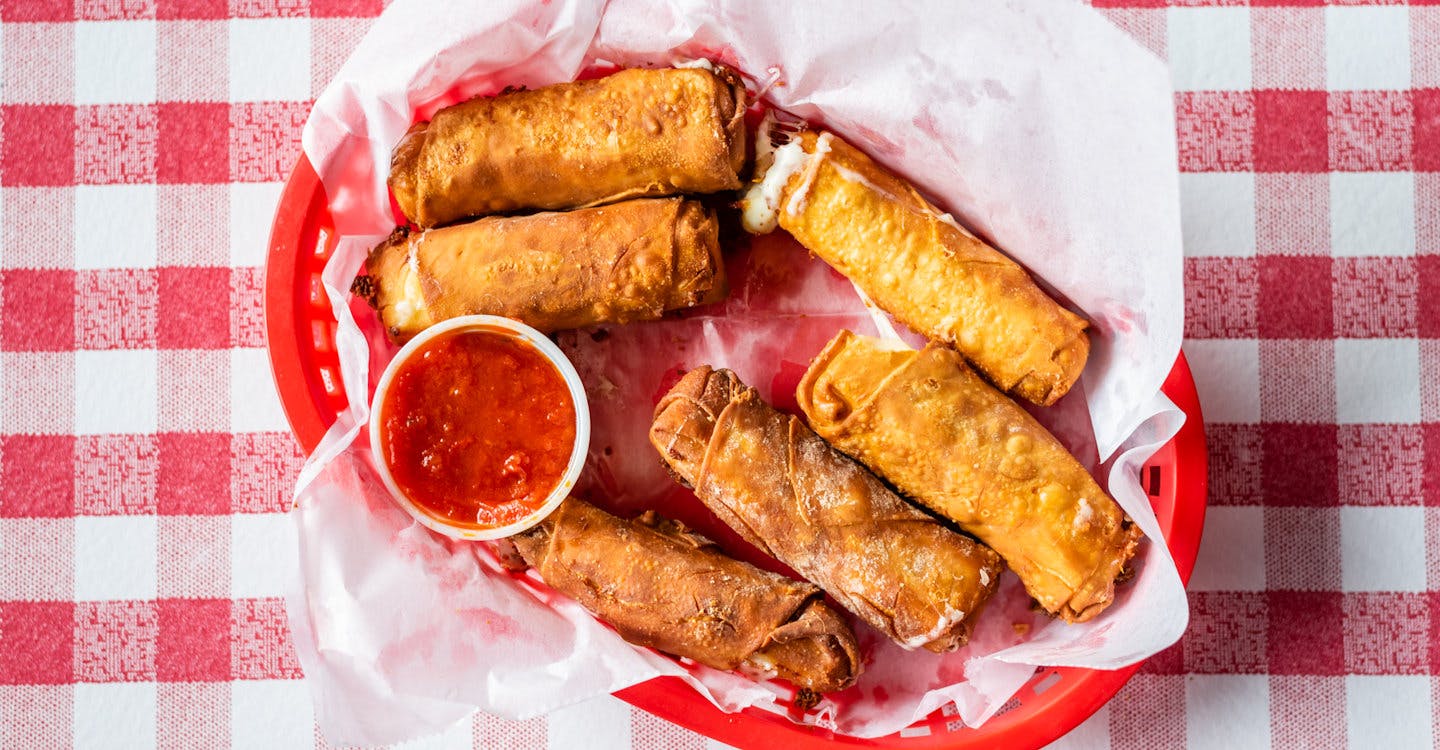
933,211,979,240
783,132,832,217
829,162,882,194
673,58,717,72
740,116,814,234
741,652,779,680
389,247,429,330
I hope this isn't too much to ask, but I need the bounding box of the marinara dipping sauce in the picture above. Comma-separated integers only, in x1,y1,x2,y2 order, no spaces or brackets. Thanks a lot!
371,317,587,539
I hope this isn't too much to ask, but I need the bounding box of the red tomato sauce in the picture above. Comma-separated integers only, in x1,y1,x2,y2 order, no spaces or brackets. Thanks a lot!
378,329,577,529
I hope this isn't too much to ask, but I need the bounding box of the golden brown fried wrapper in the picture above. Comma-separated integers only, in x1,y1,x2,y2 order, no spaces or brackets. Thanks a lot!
390,67,748,228
743,129,1089,405
796,331,1142,623
362,197,726,342
650,367,1003,653
504,498,861,693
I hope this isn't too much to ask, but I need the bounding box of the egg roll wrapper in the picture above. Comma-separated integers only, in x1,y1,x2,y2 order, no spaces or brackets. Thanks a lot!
797,331,1142,623
390,67,748,228
363,197,726,342
505,498,861,693
650,367,1003,653
757,130,1088,405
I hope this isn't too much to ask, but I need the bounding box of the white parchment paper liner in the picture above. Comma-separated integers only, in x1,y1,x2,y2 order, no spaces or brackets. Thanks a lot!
287,0,1189,744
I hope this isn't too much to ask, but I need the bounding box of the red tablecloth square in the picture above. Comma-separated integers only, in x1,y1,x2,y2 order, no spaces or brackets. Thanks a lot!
1253,90,1329,173
0,435,77,517
0,269,77,352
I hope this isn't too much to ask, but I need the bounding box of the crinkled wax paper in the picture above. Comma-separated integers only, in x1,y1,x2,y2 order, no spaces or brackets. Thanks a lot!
287,0,1189,744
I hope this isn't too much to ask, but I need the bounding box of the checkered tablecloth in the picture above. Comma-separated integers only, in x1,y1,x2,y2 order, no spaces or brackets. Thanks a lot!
0,0,1435,748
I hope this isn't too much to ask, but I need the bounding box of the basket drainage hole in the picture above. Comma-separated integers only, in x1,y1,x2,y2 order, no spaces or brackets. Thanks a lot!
1142,465,1162,496
1032,671,1062,695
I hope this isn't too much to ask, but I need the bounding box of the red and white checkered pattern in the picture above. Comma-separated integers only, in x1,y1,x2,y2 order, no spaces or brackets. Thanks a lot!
0,1,1435,748
1138,0,1440,746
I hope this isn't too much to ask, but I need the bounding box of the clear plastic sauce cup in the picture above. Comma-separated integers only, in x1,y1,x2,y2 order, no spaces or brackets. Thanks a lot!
368,315,590,541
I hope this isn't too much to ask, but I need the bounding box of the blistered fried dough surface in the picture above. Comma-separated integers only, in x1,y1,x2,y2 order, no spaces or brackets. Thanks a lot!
797,331,1142,622
650,367,1003,653
364,197,726,342
507,498,861,693
765,130,1089,405
390,67,748,228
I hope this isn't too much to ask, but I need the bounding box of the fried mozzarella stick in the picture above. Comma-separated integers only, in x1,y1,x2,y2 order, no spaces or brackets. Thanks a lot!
360,197,726,342
650,367,1002,652
502,498,861,693
741,126,1089,405
797,331,1142,623
390,66,748,227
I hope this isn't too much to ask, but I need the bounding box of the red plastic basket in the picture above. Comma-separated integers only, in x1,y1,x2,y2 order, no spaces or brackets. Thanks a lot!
265,154,1208,750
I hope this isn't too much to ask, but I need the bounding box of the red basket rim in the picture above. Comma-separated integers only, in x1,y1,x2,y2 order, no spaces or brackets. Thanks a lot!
264,155,1208,750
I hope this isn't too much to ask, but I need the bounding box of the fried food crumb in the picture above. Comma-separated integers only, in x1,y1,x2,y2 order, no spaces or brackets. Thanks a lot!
794,688,821,711
350,274,376,305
